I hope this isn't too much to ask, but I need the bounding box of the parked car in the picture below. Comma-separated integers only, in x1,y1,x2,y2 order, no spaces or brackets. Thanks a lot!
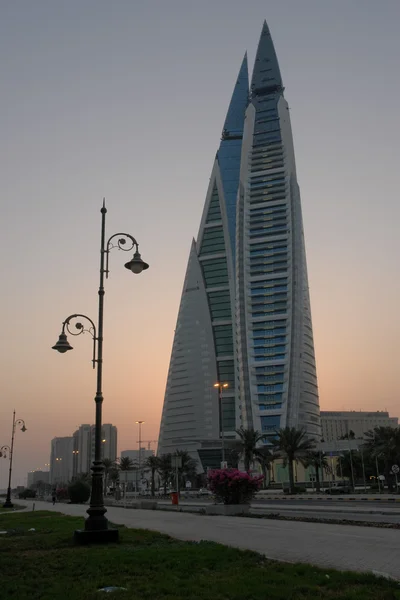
325,483,351,494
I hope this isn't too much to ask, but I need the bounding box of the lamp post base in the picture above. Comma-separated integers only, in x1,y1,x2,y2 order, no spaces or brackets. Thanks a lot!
74,528,119,545
3,499,14,509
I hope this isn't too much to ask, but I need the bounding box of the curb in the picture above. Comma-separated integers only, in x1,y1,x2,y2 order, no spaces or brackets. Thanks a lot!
257,497,400,502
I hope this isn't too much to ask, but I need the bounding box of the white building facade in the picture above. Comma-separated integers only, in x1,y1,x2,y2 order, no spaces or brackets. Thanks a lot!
158,22,321,470
235,22,320,440
321,411,398,442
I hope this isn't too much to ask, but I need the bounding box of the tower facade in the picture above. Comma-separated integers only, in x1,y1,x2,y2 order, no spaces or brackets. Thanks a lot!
158,22,321,468
236,22,321,440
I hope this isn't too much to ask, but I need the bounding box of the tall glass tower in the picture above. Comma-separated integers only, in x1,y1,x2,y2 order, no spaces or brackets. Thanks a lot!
158,22,321,468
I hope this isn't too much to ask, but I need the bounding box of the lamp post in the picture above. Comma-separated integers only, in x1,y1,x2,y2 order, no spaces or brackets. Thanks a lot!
1,410,27,508
214,382,228,467
348,445,355,492
52,200,148,544
135,421,144,494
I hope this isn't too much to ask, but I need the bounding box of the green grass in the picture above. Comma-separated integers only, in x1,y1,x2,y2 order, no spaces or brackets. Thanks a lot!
0,503,25,513
0,512,399,600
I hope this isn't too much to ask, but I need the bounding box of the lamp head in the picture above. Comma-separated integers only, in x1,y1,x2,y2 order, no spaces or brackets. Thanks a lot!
21,425,27,433
52,332,73,353
124,250,149,275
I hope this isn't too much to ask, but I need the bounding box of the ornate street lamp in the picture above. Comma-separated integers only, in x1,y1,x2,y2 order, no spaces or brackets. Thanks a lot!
52,200,148,544
1,410,27,508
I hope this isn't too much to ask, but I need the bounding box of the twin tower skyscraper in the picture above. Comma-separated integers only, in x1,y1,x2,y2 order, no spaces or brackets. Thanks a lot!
158,22,321,469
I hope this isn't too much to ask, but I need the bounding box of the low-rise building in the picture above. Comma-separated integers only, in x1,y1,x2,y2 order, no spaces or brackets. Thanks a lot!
321,411,398,442
27,470,49,488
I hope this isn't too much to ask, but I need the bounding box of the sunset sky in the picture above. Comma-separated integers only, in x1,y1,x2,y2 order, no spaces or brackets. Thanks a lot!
1,0,399,487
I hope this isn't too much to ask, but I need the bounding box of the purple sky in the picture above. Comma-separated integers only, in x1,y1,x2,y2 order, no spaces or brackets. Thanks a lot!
1,0,399,487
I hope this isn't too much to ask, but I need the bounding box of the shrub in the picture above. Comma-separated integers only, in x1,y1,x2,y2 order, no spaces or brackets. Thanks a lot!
18,488,36,499
207,469,263,505
56,487,69,501
67,481,90,504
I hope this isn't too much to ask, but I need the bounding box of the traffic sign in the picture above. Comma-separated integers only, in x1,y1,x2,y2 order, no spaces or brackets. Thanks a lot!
392,464,399,474
171,455,182,468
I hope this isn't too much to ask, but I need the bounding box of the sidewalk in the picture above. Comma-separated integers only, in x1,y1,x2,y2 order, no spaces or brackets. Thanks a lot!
22,501,400,581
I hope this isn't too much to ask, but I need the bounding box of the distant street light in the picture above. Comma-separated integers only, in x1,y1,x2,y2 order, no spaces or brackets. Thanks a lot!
1,410,27,508
214,382,229,467
136,421,145,493
52,200,148,544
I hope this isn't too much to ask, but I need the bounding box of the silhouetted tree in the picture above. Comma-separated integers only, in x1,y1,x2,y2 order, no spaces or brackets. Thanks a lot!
235,427,268,473
272,427,315,494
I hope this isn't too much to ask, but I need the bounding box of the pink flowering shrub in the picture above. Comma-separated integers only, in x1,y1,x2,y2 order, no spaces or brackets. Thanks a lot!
56,487,69,501
207,469,264,505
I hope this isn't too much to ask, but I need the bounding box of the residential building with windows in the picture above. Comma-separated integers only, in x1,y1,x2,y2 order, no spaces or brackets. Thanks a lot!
321,411,399,442
158,21,321,470
49,437,73,485
72,423,118,477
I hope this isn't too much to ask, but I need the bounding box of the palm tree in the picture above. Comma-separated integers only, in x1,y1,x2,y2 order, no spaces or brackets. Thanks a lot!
235,427,267,473
363,427,400,491
272,427,315,494
117,456,135,498
102,458,115,495
157,454,172,495
109,468,119,482
256,446,273,487
305,451,328,492
175,450,198,489
145,455,160,497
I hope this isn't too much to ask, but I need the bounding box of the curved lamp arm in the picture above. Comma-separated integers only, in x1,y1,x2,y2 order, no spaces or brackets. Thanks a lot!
15,419,27,433
105,233,149,277
0,445,11,458
52,313,97,368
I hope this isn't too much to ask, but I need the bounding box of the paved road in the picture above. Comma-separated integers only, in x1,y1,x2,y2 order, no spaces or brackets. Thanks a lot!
22,501,400,581
251,507,400,524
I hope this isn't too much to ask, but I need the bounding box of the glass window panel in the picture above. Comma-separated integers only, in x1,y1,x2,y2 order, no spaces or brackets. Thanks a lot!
260,415,281,431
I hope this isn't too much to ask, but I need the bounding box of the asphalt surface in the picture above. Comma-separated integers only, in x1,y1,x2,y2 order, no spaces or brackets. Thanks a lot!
251,507,400,524
19,500,400,581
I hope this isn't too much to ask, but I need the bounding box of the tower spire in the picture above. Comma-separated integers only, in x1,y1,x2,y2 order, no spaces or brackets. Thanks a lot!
221,53,249,139
251,20,283,97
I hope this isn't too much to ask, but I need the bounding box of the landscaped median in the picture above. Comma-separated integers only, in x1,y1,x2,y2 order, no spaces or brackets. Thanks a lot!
0,511,400,599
